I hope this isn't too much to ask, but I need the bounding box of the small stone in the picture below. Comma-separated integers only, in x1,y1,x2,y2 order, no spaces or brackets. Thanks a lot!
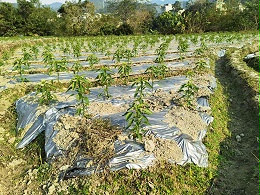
60,165,70,171
27,180,31,185
0,127,5,133
64,124,70,130
117,134,128,141
86,160,93,168
236,135,241,142
148,182,154,189
48,185,56,194
144,140,155,152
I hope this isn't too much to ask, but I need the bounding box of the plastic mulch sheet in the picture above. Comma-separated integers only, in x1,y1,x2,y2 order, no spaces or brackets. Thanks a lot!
15,76,217,178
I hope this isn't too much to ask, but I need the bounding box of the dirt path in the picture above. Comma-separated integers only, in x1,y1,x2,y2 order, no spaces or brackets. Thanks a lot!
208,58,259,194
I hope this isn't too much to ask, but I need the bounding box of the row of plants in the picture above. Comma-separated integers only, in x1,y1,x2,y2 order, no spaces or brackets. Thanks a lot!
2,31,256,66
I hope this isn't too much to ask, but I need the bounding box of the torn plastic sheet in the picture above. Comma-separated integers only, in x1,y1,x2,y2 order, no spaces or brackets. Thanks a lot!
244,53,257,60
217,49,226,57
15,76,216,178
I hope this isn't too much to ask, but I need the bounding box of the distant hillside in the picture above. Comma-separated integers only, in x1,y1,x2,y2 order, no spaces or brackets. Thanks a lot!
44,0,187,12
45,2,63,11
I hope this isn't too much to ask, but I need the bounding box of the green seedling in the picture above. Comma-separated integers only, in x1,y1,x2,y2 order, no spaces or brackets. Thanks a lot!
36,80,57,105
96,66,113,98
177,38,189,61
30,45,39,60
178,80,199,108
117,62,132,85
154,42,169,63
42,49,55,66
123,77,152,140
68,75,90,116
87,54,100,68
145,65,159,92
72,43,82,58
13,58,29,82
48,58,68,82
71,61,83,75
157,64,168,79
124,98,152,140
195,59,209,72
113,48,124,63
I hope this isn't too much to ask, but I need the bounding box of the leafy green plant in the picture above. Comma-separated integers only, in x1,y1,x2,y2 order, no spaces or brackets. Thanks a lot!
1,51,9,61
30,45,39,60
177,38,189,61
113,48,124,63
42,49,55,66
178,80,198,108
145,65,159,92
48,57,67,82
72,42,82,58
195,59,209,72
123,77,152,140
13,58,29,82
0,59,4,67
123,49,134,64
71,61,83,75
36,80,57,105
154,41,169,63
190,35,199,46
22,48,32,62
87,54,100,68
117,62,132,85
96,66,113,98
157,64,168,79
68,75,90,116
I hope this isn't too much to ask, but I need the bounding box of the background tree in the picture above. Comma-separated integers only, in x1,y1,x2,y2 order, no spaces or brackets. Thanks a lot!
0,3,17,36
58,0,95,35
173,1,182,12
153,12,184,34
27,7,58,36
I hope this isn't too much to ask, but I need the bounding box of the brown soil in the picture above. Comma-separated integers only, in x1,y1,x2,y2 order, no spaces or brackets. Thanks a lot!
88,102,129,116
164,106,207,140
53,115,121,168
143,135,183,163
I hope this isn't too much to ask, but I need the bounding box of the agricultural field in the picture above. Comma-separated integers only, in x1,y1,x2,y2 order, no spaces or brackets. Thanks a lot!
0,32,258,194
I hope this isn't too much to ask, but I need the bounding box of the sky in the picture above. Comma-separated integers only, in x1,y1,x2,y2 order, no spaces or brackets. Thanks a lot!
0,0,66,5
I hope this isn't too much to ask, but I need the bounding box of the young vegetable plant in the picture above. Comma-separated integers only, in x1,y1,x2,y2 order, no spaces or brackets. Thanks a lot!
154,42,169,63
178,80,198,108
195,59,209,72
112,48,124,63
117,62,132,85
123,49,134,64
36,80,57,105
96,66,113,98
48,57,68,82
177,38,189,61
30,45,39,60
123,77,152,140
145,65,159,92
22,48,32,62
68,75,90,116
13,58,29,82
42,49,55,66
87,54,100,69
71,61,83,75
157,64,168,79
